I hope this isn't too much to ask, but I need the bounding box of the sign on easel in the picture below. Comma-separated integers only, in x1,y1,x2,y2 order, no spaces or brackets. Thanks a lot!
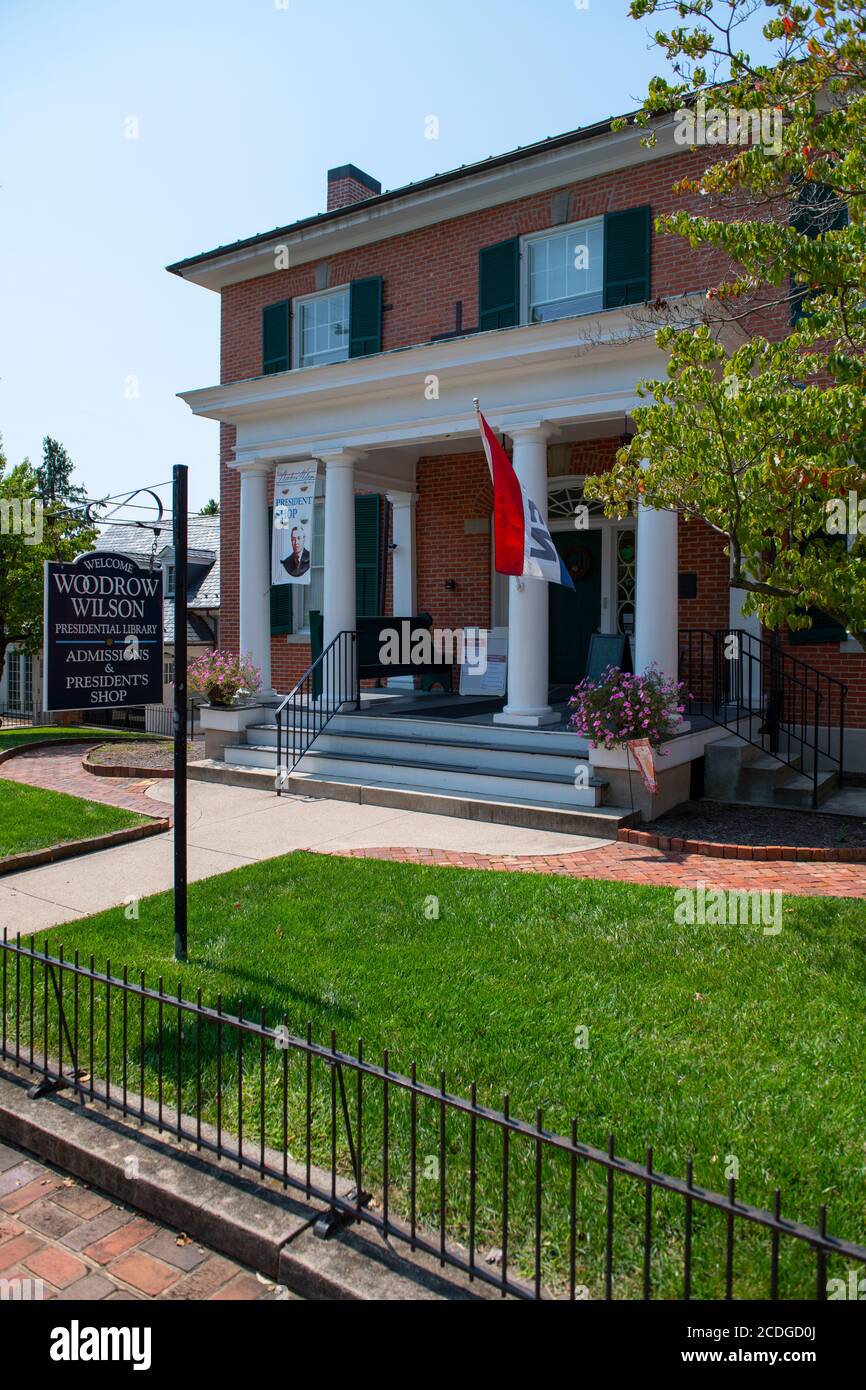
43,551,163,712
459,629,507,697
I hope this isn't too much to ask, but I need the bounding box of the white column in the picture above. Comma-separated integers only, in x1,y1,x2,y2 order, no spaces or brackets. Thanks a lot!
634,487,679,683
494,423,558,727
319,449,362,648
238,462,273,695
387,491,417,615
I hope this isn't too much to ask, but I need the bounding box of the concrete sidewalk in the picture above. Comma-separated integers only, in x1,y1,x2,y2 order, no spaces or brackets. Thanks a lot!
0,778,608,936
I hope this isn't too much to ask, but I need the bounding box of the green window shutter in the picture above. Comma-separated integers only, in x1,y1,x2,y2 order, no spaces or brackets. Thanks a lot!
788,608,847,645
788,532,847,643
603,206,651,309
355,495,381,617
790,182,848,326
268,506,293,635
349,277,383,357
263,301,291,375
478,238,520,331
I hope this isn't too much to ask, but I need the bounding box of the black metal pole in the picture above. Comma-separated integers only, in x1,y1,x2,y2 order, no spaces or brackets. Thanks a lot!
173,465,188,962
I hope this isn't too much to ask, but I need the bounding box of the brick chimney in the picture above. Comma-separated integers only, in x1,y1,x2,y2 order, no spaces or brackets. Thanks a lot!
327,164,381,211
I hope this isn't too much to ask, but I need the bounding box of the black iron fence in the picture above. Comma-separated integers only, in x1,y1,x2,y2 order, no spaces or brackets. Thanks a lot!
0,701,49,730
0,699,201,740
1,934,864,1301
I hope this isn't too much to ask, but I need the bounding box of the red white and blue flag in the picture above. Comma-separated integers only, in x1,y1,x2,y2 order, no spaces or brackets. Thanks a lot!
476,404,574,589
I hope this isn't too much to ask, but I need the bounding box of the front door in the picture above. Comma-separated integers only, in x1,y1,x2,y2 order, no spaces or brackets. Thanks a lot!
548,529,603,691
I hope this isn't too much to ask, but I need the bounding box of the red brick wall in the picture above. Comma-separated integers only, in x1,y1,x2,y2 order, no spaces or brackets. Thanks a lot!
219,147,738,388
215,136,863,725
779,634,866,723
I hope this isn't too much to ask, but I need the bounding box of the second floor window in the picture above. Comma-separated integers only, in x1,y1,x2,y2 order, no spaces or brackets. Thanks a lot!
525,218,604,323
296,288,350,368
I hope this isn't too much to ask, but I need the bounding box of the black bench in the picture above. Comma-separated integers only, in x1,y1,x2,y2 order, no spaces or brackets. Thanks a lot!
309,611,453,690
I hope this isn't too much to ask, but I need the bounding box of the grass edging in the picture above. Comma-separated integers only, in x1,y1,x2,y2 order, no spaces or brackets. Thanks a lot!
618,826,866,862
0,734,155,766
82,747,173,780
0,816,169,876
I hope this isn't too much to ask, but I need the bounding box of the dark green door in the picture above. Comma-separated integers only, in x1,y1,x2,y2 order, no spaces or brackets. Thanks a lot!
548,530,603,689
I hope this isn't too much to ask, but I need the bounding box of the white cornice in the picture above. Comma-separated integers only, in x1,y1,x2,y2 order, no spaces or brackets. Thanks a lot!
180,302,697,425
173,118,682,292
179,298,742,472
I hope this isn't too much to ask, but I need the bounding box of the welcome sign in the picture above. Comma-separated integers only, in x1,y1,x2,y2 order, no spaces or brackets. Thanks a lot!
272,462,318,586
43,551,164,712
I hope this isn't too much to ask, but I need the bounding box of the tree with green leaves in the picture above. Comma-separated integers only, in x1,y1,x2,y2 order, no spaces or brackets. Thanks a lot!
0,435,97,690
586,0,866,648
198,498,220,516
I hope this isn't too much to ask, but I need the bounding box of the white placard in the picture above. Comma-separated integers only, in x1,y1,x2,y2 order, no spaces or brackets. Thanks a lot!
460,629,507,697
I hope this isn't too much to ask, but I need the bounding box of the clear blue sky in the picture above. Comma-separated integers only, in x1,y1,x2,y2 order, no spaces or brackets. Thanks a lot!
0,0,677,509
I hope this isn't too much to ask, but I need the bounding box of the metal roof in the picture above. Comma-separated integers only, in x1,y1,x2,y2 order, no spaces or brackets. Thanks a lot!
166,111,637,277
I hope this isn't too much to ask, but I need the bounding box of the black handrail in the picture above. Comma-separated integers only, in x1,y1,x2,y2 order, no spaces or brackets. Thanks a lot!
678,628,847,808
275,629,358,795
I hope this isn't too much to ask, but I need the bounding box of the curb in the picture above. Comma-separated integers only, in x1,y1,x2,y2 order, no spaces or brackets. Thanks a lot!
0,735,147,767
0,817,170,877
617,826,866,862
83,749,173,780
0,1067,495,1301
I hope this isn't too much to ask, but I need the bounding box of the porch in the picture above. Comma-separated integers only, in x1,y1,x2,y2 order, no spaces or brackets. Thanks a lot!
182,302,796,826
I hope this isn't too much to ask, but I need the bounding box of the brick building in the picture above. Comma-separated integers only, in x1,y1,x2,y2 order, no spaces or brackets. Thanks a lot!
167,114,863,821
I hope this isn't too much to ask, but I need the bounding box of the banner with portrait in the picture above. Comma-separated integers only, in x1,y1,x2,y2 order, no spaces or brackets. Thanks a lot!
272,463,318,586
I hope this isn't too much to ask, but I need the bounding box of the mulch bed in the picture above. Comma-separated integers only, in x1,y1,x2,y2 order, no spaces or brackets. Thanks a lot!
88,739,205,770
646,799,866,850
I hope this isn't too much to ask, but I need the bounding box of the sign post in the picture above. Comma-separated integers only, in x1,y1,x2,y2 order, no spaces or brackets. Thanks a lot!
173,465,188,962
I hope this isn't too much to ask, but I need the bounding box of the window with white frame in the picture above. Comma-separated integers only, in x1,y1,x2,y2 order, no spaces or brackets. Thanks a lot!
524,219,604,323
295,288,350,369
166,564,175,597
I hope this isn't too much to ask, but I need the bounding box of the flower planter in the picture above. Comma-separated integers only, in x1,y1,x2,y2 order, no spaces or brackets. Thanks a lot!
588,723,709,820
199,702,270,760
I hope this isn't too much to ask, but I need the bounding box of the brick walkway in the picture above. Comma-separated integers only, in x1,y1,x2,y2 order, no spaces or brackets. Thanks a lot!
323,842,866,897
0,744,166,821
0,1139,294,1300
4,744,862,898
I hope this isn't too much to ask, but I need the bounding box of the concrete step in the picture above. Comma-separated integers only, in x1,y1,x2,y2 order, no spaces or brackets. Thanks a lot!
225,743,607,808
246,725,584,777
704,735,804,803
286,771,633,837
187,760,631,835
248,713,588,756
772,769,840,808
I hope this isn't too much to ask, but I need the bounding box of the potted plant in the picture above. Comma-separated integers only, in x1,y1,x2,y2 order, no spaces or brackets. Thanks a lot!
568,663,685,751
569,663,690,818
188,649,261,708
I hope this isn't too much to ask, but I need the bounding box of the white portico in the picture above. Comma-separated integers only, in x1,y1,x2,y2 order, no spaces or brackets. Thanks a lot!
181,304,699,724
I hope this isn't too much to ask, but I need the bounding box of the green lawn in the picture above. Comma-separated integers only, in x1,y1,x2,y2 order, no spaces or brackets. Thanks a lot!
0,781,149,857
13,853,866,1298
0,725,153,753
